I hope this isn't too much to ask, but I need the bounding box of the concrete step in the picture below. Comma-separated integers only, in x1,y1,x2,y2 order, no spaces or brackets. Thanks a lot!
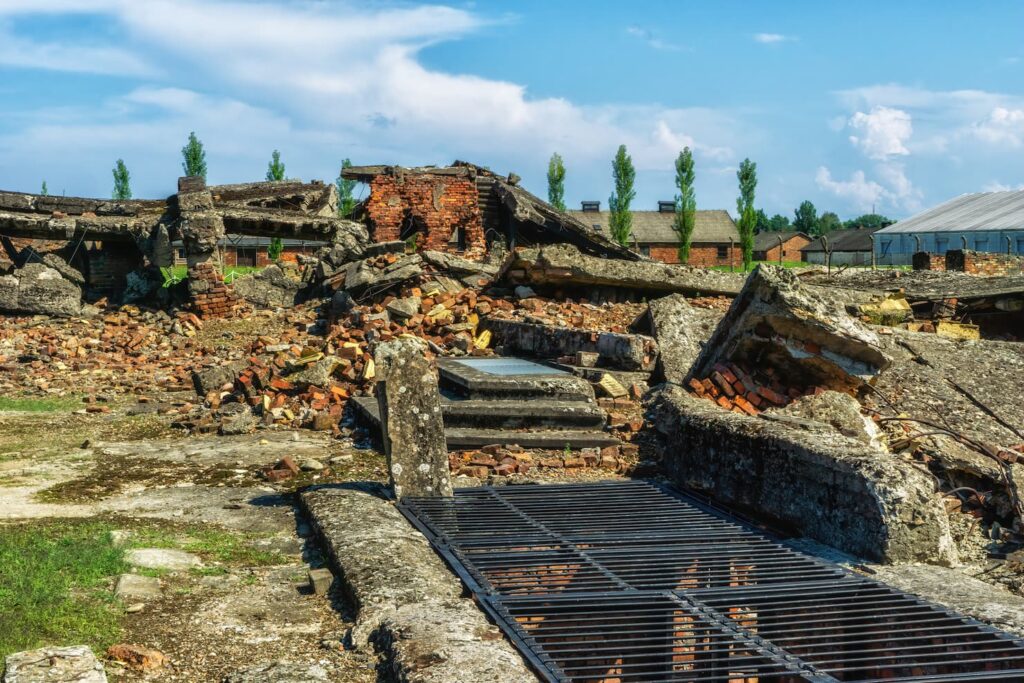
349,397,618,451
441,397,606,429
437,357,594,401
444,428,621,451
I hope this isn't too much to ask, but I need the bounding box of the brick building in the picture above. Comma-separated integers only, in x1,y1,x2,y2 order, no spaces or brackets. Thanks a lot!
752,231,811,263
567,201,741,266
172,236,328,267
342,163,637,262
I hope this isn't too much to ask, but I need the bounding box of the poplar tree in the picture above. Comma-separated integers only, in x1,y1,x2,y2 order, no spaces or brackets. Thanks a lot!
736,158,757,270
40,181,48,196
266,150,285,181
546,153,566,210
336,158,357,218
112,159,132,200
608,145,636,247
673,147,696,263
181,131,207,180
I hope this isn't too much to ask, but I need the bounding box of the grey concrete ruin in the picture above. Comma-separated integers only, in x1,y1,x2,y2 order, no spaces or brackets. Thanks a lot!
373,337,452,499
503,243,744,299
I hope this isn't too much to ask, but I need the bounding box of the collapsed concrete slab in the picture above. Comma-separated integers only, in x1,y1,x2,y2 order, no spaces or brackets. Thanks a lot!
0,262,82,316
632,294,725,385
688,265,891,394
3,645,107,683
301,484,535,681
503,243,744,299
374,338,452,499
648,385,958,564
232,263,306,308
484,318,657,371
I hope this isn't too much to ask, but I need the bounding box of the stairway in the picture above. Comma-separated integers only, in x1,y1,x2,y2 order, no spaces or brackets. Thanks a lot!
351,357,620,450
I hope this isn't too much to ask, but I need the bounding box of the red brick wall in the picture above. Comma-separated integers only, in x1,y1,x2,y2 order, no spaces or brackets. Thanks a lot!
946,249,1024,276
644,243,740,267
363,174,485,260
759,236,811,263
188,261,241,318
913,251,946,271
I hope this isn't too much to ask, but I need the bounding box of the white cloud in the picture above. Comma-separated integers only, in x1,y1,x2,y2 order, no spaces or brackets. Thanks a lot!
0,1,746,202
753,33,794,44
983,181,1024,192
0,25,154,76
971,107,1024,146
848,106,912,160
815,167,886,210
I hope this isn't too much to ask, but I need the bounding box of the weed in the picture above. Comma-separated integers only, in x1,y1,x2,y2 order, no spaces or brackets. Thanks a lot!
0,396,80,413
126,525,289,567
0,520,127,658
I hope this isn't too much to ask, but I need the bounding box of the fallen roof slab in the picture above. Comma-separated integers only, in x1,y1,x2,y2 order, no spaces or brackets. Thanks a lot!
503,243,744,297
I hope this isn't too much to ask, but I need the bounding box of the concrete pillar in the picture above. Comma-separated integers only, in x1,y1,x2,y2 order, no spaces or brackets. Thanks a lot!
177,176,237,317
373,337,452,500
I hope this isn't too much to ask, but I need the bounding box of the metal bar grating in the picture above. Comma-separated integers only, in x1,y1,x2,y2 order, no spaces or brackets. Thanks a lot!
399,481,1024,682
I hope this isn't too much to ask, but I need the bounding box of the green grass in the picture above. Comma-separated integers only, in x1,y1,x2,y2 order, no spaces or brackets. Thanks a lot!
0,396,80,412
162,264,264,287
125,526,289,567
711,260,810,272
0,520,127,658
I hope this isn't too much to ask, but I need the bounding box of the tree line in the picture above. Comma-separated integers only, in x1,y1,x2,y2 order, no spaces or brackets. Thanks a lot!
545,148,894,269
45,133,360,263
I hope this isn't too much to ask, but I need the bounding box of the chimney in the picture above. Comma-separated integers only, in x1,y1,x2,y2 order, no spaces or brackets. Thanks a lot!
581,200,600,212
658,200,676,213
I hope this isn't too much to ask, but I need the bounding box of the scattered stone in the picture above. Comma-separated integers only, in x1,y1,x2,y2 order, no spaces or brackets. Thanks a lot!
3,645,106,683
192,361,244,396
114,573,162,600
232,263,306,309
224,661,329,683
308,567,333,596
218,402,256,435
0,263,82,317
513,285,537,299
105,644,167,672
124,548,202,572
299,458,325,472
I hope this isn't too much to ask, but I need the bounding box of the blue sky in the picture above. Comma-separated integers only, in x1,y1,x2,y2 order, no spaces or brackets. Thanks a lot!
0,1,1022,220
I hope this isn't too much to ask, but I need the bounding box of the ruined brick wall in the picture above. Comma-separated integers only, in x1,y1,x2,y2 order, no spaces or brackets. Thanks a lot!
188,261,241,318
946,249,1024,276
913,251,946,271
363,174,485,260
85,243,144,293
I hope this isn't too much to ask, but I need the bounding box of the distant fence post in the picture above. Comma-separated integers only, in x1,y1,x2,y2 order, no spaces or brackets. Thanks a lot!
729,237,735,273
777,235,784,266
870,234,876,270
823,235,831,276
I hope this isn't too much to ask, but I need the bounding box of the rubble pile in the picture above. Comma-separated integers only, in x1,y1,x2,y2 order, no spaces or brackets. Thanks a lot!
449,442,639,478
685,360,823,416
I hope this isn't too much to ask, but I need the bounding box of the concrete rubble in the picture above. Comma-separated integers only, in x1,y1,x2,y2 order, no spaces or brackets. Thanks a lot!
3,646,107,683
302,484,535,682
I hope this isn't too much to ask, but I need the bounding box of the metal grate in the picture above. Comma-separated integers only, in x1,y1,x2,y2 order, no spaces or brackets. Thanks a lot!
399,480,1024,682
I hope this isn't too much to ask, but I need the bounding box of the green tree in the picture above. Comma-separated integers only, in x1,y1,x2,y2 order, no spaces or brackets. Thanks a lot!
735,158,757,270
267,237,283,261
767,214,791,232
546,153,566,210
844,213,894,230
336,158,357,218
40,181,48,196
792,200,818,235
181,131,207,180
112,159,132,200
266,149,285,181
608,145,636,247
754,209,770,233
673,147,696,262
817,211,842,236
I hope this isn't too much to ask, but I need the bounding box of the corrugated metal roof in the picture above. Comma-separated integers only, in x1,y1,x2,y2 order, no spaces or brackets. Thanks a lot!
566,209,738,244
878,190,1024,234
